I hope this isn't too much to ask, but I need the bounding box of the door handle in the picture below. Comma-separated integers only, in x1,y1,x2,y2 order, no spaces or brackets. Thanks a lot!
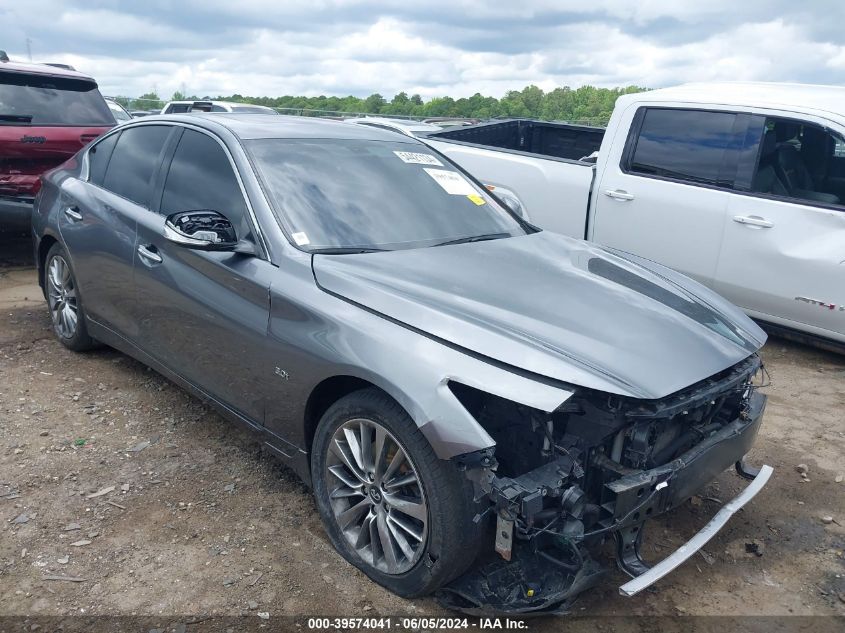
733,215,774,228
604,189,635,201
137,244,163,264
63,206,83,222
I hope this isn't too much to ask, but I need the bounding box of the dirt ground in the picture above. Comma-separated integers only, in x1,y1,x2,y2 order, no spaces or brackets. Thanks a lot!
1,230,844,630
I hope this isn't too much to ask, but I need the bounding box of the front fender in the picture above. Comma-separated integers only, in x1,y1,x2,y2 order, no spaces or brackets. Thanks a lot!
271,274,575,460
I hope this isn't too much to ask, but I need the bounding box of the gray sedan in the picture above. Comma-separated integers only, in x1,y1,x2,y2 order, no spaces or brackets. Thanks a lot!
32,114,771,614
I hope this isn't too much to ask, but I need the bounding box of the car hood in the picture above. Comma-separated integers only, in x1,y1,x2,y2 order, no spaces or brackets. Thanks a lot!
312,232,766,399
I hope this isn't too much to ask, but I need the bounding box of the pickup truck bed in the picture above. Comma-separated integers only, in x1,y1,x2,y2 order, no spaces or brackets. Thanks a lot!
427,119,605,162
425,120,603,238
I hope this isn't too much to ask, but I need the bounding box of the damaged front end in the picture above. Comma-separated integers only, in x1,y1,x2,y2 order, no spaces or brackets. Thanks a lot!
438,355,771,615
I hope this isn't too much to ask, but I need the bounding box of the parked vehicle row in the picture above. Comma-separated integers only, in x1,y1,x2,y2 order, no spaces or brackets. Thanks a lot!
32,112,771,614
160,100,279,115
424,82,845,353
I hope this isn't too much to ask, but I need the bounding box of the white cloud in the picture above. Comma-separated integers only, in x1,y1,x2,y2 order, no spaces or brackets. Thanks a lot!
1,1,844,99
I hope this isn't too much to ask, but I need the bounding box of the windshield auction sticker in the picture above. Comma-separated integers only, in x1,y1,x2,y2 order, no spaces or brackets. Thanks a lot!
393,151,443,166
423,168,476,195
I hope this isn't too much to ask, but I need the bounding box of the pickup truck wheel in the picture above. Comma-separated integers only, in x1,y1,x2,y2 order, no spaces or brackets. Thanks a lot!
312,388,483,597
45,243,96,352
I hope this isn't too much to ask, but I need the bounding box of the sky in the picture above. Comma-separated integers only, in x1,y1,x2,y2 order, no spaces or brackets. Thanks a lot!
2,1,845,100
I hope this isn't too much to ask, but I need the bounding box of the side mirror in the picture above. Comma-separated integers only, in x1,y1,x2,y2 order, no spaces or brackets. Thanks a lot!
485,184,529,221
164,210,251,253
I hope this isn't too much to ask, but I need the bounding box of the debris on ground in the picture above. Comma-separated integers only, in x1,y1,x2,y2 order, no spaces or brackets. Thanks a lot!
86,486,115,499
43,575,86,583
745,540,765,557
698,549,715,565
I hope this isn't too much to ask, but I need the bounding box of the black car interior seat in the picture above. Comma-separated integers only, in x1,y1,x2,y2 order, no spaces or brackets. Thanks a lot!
774,123,840,204
752,130,789,196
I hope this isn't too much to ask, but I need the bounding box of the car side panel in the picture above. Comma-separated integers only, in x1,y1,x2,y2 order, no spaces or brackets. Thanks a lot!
133,210,275,424
56,176,139,337
716,193,845,342
262,251,574,461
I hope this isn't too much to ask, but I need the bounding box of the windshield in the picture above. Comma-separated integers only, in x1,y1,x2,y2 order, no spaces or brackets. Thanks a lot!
107,100,131,122
0,72,113,126
247,138,526,251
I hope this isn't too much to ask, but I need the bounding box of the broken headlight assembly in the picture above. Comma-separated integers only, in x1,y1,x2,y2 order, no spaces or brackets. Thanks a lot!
438,355,771,615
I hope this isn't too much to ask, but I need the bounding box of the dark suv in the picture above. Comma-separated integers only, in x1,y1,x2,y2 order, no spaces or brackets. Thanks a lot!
1,58,114,229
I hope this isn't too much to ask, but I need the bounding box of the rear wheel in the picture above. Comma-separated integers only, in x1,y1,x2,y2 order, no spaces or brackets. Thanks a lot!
311,388,483,597
45,243,96,352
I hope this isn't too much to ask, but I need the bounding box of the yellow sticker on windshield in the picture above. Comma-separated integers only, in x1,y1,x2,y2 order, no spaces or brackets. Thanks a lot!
467,194,486,206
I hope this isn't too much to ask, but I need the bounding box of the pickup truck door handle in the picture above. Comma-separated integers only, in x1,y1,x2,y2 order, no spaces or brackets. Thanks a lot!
137,244,163,264
63,206,83,222
733,215,774,228
604,189,635,201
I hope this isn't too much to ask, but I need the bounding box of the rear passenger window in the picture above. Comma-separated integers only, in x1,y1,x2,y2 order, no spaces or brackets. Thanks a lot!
102,126,171,206
87,132,119,186
160,129,251,239
627,109,738,186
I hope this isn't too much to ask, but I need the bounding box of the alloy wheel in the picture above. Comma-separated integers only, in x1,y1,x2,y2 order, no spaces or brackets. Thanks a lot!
325,418,428,575
47,255,79,339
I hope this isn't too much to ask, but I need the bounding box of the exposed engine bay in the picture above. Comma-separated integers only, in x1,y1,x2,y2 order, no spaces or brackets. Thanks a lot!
438,355,769,615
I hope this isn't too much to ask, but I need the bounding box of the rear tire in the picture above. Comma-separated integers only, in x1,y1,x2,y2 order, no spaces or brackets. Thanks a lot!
311,388,484,597
44,243,96,352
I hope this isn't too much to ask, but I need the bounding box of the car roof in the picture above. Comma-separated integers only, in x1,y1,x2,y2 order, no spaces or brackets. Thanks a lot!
135,113,426,143
0,59,97,83
348,117,441,130
623,82,845,119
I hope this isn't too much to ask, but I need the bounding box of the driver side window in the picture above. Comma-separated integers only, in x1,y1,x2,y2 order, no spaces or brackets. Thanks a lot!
160,129,252,241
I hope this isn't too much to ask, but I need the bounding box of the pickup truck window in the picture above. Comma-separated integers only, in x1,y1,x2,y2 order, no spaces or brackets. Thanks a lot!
627,108,738,186
749,117,844,207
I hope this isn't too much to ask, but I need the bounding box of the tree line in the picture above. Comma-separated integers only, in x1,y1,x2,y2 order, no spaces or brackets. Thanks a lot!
117,84,647,125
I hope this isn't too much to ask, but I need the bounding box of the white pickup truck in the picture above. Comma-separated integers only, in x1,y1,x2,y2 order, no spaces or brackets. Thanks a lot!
425,82,845,352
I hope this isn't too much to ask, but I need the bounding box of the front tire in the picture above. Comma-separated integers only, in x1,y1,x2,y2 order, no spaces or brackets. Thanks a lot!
311,388,483,597
45,243,96,352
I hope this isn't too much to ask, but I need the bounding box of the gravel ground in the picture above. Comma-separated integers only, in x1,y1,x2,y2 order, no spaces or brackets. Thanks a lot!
1,230,843,630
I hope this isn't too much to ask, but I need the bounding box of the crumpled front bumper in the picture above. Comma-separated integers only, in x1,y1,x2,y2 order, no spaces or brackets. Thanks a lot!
619,462,772,596
438,391,771,615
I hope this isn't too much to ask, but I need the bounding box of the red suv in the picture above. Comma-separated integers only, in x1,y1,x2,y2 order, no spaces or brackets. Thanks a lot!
1,57,114,229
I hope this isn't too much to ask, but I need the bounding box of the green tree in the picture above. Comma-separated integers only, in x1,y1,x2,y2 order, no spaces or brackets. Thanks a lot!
363,93,386,113
136,91,163,111
176,84,648,125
